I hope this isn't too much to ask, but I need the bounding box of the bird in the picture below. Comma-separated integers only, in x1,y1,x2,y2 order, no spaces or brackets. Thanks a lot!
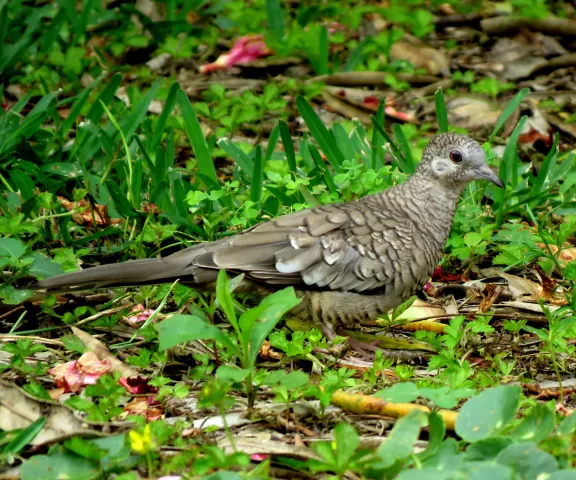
30,133,504,353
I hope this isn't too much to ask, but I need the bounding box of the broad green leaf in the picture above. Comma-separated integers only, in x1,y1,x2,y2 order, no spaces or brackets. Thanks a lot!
21,452,99,480
216,365,251,383
0,238,26,259
509,403,555,443
376,410,426,468
374,382,420,403
241,287,301,366
496,442,558,478
157,314,235,351
28,253,64,279
218,138,253,178
456,385,521,441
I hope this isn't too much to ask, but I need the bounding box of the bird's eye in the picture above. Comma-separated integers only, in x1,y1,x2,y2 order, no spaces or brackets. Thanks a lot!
449,150,463,163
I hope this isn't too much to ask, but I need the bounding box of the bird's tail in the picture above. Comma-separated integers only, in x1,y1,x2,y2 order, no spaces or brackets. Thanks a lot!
28,243,219,294
28,258,192,293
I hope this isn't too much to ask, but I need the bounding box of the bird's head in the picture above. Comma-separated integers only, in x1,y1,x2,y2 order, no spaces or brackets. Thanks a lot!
420,133,504,189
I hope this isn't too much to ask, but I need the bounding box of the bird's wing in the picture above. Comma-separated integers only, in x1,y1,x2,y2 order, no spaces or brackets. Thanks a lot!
193,201,416,293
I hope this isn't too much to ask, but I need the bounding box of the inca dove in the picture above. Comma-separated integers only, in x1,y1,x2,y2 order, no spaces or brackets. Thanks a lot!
31,133,503,349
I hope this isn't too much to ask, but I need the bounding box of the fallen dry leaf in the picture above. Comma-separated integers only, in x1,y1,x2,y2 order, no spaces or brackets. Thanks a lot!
390,36,449,76
499,272,566,305
0,380,102,445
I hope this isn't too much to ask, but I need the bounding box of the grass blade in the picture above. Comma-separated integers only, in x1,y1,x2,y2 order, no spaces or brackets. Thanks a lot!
393,124,415,174
149,82,180,153
296,96,344,172
309,143,337,194
495,115,527,228
177,90,219,187
531,133,559,195
489,88,529,142
265,123,280,161
279,120,297,175
435,87,449,133
370,115,404,164
317,25,329,75
250,144,264,206
266,0,285,41
59,84,95,136
371,100,385,170
118,79,161,141
218,138,253,178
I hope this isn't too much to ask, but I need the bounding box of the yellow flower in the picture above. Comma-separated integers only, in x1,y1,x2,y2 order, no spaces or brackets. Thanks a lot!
129,424,155,454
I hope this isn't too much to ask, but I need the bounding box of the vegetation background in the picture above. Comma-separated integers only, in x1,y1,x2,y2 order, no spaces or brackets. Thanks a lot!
1,0,576,478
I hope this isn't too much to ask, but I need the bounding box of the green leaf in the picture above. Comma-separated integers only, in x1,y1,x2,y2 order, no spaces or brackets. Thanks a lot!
28,253,64,279
496,442,557,478
435,88,449,133
216,365,251,383
218,138,253,178
495,116,526,227
333,423,359,471
374,382,420,403
266,0,285,40
419,411,445,460
105,180,137,218
489,88,530,141
0,238,26,260
177,90,219,187
370,100,385,170
2,417,45,456
216,270,239,334
149,82,180,153
157,314,235,351
279,120,297,175
118,79,161,141
296,96,344,172
240,287,301,366
64,437,108,461
21,452,100,480
376,410,426,468
509,403,555,443
393,124,415,174
455,385,522,442
250,144,264,206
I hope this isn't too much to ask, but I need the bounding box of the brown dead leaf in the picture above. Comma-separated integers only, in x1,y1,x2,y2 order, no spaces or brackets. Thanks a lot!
57,196,121,227
0,380,103,446
390,36,450,76
479,284,504,313
499,272,566,305
447,96,503,130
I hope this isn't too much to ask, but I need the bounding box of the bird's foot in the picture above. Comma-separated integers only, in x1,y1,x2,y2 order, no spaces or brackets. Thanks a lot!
321,323,381,360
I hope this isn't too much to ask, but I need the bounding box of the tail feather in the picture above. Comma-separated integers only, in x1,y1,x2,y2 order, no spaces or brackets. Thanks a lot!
30,258,193,293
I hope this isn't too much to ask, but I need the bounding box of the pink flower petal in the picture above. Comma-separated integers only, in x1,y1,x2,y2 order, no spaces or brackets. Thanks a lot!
200,34,272,73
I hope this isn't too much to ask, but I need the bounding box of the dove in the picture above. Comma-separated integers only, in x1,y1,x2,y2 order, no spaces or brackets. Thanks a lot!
30,133,504,352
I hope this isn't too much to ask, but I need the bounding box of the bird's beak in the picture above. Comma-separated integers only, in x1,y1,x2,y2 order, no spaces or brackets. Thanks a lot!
475,164,505,188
